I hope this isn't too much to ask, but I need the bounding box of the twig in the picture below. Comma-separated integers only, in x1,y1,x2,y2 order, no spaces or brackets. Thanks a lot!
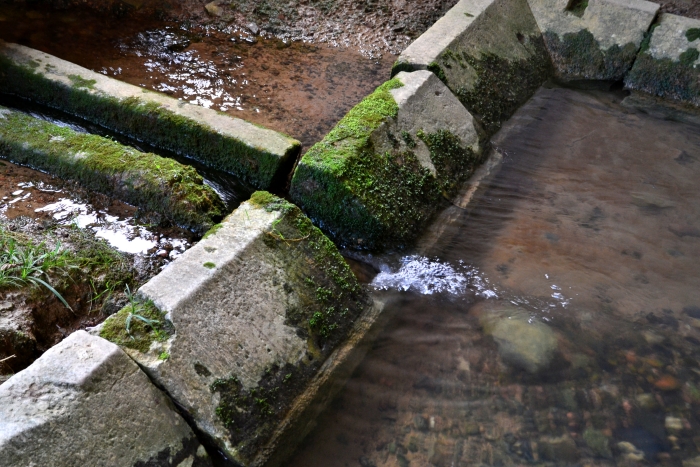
0,355,15,364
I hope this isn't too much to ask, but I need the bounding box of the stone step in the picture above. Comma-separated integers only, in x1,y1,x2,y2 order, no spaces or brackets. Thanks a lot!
0,330,211,467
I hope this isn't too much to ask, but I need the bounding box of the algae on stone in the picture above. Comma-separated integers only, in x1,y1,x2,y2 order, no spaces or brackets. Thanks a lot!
393,0,553,135
290,72,482,250
625,13,700,107
0,106,224,233
528,0,659,81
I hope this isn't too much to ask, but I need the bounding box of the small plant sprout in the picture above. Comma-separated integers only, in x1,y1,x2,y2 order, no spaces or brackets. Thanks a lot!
124,285,159,339
0,231,73,312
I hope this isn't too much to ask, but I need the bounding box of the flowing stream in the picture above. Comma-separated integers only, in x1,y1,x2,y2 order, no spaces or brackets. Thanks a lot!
287,86,700,467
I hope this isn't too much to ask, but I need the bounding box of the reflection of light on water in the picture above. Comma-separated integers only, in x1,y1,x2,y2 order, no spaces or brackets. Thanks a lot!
371,255,498,297
35,198,188,257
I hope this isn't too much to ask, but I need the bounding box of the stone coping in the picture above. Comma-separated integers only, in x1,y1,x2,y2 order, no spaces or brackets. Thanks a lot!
0,40,301,189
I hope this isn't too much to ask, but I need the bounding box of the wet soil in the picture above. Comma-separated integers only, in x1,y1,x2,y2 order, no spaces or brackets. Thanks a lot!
287,87,700,466
656,0,700,20
0,159,195,378
0,3,394,147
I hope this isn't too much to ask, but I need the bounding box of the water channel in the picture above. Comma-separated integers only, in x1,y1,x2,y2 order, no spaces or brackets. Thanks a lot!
288,85,700,466
2,3,700,466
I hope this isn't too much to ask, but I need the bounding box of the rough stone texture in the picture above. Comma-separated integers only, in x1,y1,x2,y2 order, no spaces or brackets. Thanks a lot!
100,192,380,466
0,331,211,467
290,71,483,250
392,0,553,135
0,106,224,234
625,13,700,107
0,41,301,189
529,0,659,81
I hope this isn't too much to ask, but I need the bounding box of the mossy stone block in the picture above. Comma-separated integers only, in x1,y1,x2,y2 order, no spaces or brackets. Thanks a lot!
0,41,301,189
393,0,553,135
0,106,224,233
625,13,700,107
101,192,381,466
529,0,659,81
290,72,483,250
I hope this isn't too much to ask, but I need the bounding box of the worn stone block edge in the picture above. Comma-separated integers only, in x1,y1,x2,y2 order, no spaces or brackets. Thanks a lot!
0,40,302,189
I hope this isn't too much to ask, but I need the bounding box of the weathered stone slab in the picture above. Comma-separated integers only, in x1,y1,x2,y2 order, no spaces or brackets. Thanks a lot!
0,331,211,467
0,106,224,233
625,13,700,107
99,192,380,466
290,71,483,250
0,41,301,189
528,0,659,81
392,0,552,135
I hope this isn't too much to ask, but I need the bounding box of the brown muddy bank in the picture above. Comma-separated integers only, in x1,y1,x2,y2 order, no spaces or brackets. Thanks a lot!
0,160,195,378
0,3,397,147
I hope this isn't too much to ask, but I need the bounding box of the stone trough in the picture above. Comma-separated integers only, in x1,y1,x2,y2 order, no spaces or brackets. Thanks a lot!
1,0,699,465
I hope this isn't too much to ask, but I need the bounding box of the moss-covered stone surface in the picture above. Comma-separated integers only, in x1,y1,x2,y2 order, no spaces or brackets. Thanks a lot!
105,192,374,465
290,78,479,250
625,13,700,107
0,44,300,189
202,191,371,462
0,107,224,233
543,30,639,82
448,35,553,135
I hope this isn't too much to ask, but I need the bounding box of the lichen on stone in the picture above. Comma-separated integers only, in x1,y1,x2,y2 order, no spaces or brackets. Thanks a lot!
209,192,370,462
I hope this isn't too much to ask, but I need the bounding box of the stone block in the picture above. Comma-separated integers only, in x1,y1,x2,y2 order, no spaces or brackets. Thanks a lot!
99,192,382,466
529,0,659,81
0,41,301,189
0,106,224,233
0,331,210,467
392,0,552,135
290,71,482,250
625,13,700,107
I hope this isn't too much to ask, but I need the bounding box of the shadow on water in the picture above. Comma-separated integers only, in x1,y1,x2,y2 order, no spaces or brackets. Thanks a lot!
288,86,700,466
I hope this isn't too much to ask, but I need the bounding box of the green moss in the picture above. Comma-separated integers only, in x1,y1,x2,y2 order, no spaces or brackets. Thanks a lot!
158,351,170,360
679,47,700,66
390,60,418,77
0,57,300,189
427,62,447,85
449,35,551,135
625,52,700,106
67,74,96,89
203,262,216,269
639,24,659,53
543,29,638,82
100,299,171,353
687,28,700,43
400,130,416,148
0,108,224,233
202,223,224,239
292,79,459,249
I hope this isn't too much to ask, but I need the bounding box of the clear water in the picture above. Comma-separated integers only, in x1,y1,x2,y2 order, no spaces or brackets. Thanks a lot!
288,86,700,467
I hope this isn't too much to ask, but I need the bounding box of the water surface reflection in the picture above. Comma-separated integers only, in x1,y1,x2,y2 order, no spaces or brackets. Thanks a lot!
289,87,700,467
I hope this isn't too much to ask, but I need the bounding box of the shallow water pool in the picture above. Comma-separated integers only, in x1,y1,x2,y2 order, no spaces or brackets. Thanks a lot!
288,86,700,467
